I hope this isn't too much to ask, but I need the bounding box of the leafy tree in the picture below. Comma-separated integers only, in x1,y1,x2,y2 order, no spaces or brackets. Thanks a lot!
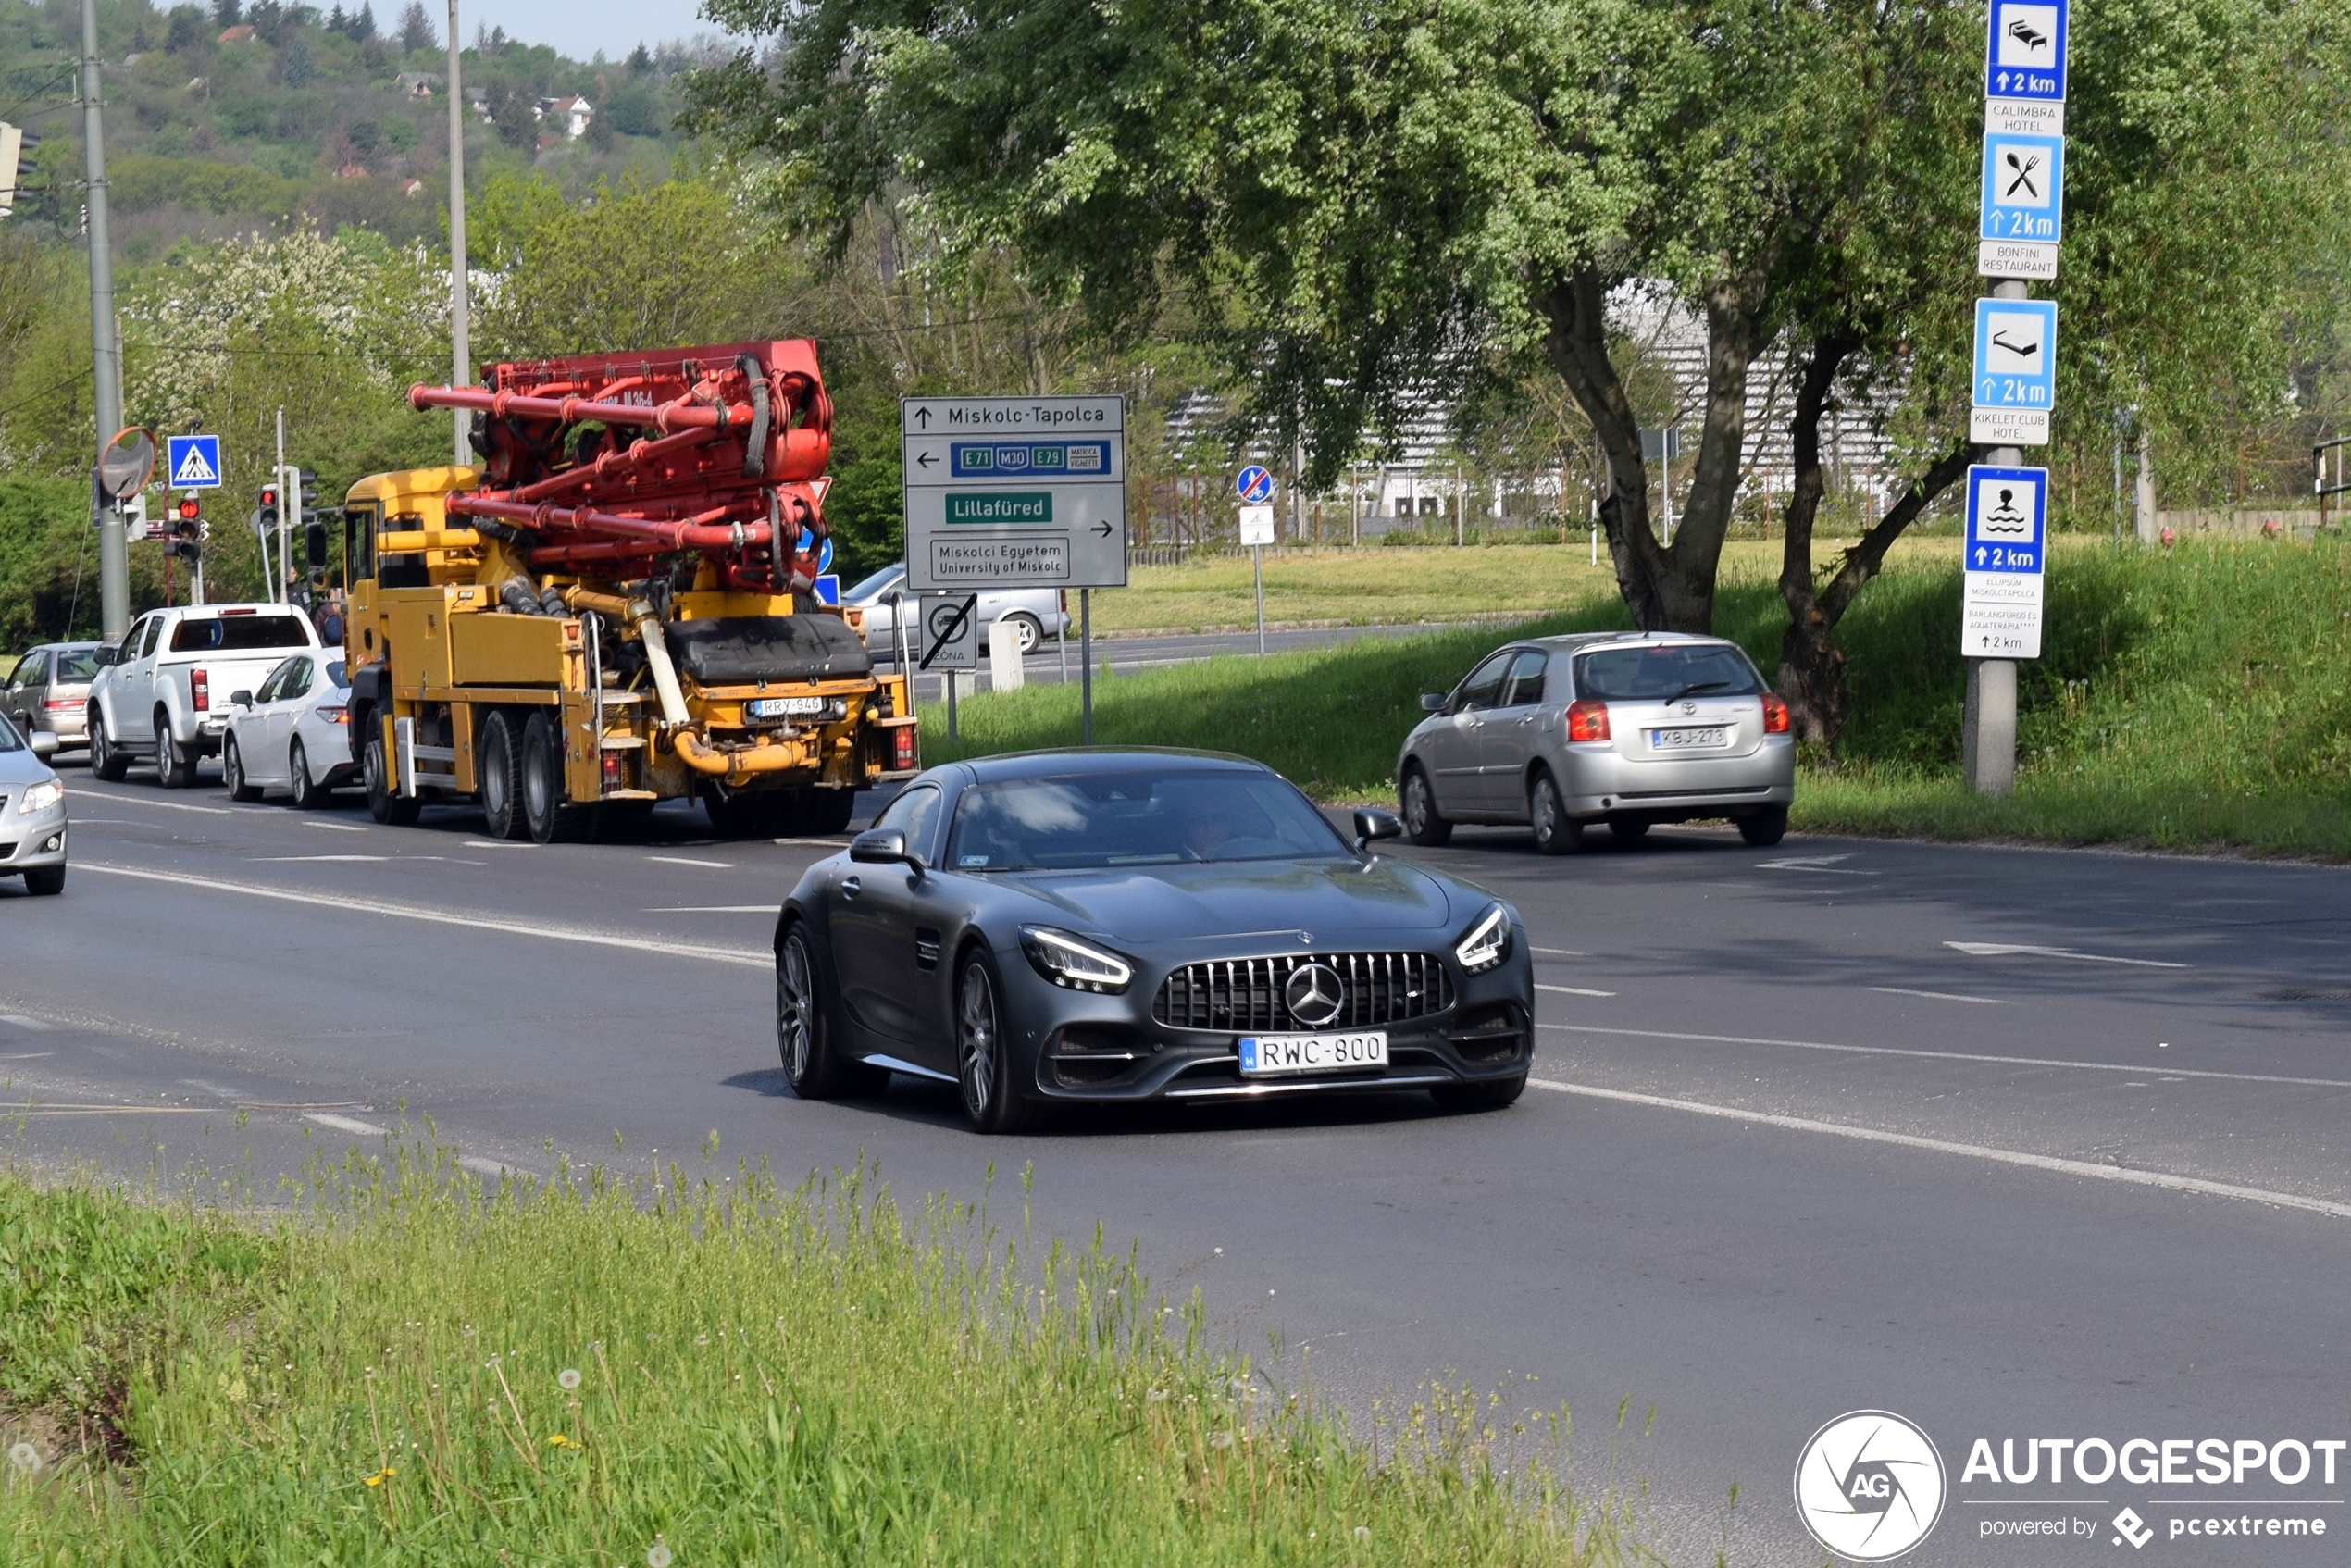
210,0,241,31
394,0,432,54
350,1,375,42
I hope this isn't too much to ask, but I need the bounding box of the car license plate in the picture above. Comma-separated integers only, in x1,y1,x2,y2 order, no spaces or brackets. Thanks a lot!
1238,1031,1388,1078
1648,726,1726,750
750,697,826,719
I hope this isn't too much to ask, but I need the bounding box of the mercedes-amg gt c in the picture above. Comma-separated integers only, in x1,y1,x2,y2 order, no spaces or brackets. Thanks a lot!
773,750,1536,1131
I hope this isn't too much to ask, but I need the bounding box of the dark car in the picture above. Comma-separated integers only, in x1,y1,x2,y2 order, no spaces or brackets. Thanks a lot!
773,750,1535,1131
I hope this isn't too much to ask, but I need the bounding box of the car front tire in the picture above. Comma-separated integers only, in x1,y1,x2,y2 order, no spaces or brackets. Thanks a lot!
1737,804,1789,848
1400,765,1451,847
21,865,65,897
223,734,262,802
956,949,1041,1134
1529,769,1583,856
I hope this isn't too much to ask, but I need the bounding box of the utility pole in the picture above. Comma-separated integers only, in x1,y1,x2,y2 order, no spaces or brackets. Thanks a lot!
445,0,471,465
80,0,127,641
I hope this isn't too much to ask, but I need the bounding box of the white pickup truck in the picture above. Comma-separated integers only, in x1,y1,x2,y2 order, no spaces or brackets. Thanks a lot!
86,604,321,787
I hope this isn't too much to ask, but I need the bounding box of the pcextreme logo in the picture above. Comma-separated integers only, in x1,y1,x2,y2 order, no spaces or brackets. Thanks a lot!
1795,1410,1949,1561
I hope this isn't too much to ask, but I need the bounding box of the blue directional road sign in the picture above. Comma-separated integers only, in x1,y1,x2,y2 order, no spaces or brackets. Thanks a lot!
1985,0,2066,102
1981,133,2063,244
1971,298,2059,445
1235,465,1275,504
1961,465,2047,658
166,433,222,491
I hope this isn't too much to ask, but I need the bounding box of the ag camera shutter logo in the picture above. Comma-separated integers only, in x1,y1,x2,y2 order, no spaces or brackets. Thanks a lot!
1795,1411,1947,1561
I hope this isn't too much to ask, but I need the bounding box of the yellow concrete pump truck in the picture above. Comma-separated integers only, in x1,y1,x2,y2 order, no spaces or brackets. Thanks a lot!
335,339,917,841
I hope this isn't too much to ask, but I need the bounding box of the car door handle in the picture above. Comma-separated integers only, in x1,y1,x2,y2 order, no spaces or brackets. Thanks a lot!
840,877,862,900
1516,714,1537,726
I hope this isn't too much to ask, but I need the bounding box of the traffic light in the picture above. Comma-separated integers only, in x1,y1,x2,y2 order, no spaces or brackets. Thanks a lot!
171,498,206,563
0,122,37,218
257,483,280,532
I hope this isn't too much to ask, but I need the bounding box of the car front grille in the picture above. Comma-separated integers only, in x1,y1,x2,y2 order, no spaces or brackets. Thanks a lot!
1152,952,1453,1033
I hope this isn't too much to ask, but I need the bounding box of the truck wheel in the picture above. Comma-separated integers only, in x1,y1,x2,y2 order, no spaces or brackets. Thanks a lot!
520,711,584,844
156,709,199,789
365,733,421,826
705,790,790,838
90,711,129,781
223,735,262,802
776,924,888,1099
478,711,523,840
801,788,855,836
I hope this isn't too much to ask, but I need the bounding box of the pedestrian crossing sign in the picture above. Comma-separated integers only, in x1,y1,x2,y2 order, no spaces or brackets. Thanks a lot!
166,434,222,490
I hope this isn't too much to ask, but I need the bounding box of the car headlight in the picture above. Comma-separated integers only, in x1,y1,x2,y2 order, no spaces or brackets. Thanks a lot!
1020,926,1135,993
18,779,63,815
1453,903,1513,973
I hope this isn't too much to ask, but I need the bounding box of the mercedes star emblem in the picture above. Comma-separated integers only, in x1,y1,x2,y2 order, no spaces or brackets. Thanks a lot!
1284,963,1346,1028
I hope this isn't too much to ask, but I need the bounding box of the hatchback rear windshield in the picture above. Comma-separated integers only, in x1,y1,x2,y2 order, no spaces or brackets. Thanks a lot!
946,770,1349,870
1575,643,1766,702
169,616,311,653
56,649,100,680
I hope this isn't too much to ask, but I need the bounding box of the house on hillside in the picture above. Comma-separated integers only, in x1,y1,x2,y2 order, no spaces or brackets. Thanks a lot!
216,24,255,44
394,71,439,99
535,95,593,140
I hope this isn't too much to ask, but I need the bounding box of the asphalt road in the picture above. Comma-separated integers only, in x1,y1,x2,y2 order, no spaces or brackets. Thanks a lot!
9,757,2351,1567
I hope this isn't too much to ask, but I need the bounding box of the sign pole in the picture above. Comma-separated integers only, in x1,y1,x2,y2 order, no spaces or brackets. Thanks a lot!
79,0,128,641
1079,590,1093,744
446,0,471,466
275,409,289,604
1253,544,1265,656
946,669,958,741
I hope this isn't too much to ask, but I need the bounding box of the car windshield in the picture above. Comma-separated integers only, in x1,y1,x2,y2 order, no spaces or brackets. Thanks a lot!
169,615,311,653
842,565,905,603
1576,643,1765,702
945,769,1350,870
56,649,100,680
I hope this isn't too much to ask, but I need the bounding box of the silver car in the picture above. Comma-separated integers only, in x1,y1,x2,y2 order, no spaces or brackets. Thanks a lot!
840,564,1072,656
0,712,68,894
1397,632,1795,853
4,642,105,760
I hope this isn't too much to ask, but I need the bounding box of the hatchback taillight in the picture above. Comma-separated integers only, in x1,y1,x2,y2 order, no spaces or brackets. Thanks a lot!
1566,699,1611,742
191,669,209,712
43,699,73,711
1761,693,1790,734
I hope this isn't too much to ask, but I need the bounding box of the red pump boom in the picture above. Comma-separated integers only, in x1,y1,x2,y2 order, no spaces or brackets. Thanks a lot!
407,340,836,588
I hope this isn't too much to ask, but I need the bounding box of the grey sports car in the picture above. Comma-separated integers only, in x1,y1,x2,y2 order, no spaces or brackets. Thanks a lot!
773,750,1535,1131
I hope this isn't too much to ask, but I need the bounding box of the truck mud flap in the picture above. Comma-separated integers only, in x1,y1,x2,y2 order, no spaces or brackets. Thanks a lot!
664,616,872,684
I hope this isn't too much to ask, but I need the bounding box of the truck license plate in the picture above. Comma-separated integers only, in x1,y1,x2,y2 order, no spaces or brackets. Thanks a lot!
1648,726,1726,750
750,697,827,719
1238,1032,1388,1078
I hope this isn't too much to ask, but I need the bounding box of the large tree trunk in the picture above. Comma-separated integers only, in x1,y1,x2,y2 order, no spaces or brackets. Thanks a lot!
1536,267,1764,633
1774,330,1973,754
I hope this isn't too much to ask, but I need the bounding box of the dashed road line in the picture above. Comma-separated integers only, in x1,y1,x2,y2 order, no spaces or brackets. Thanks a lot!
1869,986,2009,1005
646,855,735,869
1946,940,2187,969
1537,983,1618,998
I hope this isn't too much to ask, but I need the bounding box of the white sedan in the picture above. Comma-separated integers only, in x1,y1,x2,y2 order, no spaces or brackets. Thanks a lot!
221,653,354,808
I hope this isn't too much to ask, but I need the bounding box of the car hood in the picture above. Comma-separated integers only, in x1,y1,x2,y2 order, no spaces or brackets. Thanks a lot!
0,751,57,788
997,857,1463,946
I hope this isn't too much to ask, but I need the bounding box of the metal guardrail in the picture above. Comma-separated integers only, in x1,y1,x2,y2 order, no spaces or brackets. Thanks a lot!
2315,435,2351,529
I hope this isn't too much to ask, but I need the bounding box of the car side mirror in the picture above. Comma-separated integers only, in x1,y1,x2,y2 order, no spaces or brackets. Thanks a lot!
230,690,254,708
1419,692,1447,713
849,828,920,870
30,731,57,760
1353,807,1403,853
91,647,116,667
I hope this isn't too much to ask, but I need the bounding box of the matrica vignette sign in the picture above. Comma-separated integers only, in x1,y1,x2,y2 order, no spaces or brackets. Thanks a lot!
1962,465,2046,659
901,396,1128,591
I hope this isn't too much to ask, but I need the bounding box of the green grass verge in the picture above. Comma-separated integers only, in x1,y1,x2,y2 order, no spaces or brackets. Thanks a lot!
0,1151,1644,1565
933,537,2351,856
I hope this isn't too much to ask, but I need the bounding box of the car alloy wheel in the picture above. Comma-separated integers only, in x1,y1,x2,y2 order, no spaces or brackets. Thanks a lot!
957,960,1000,1125
1530,770,1582,856
223,735,260,802
1401,765,1451,846
288,738,320,809
777,930,818,1089
1005,612,1043,656
91,712,128,781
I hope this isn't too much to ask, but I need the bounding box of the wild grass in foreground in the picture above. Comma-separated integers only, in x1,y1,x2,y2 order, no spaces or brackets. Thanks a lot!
0,1148,1654,1566
938,538,2351,857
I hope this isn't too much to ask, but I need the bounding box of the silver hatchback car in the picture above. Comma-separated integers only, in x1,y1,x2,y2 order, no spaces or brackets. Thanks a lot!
1397,632,1795,853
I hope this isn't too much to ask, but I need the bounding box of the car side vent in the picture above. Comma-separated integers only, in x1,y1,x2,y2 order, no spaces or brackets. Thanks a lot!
1152,952,1453,1033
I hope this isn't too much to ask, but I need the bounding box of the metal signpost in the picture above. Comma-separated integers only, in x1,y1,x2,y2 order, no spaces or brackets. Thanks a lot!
916,591,979,740
1238,478,1276,655
1965,0,2066,797
902,395,1128,745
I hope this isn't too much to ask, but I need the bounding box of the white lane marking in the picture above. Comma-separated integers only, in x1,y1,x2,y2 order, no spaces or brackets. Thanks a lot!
1537,983,1618,998
0,1053,54,1061
65,790,230,815
80,864,771,968
463,840,538,850
1531,946,1587,957
1757,854,1878,876
305,821,369,832
645,855,735,869
4,1104,213,1115
458,1154,536,1178
305,1112,392,1137
1537,1022,2351,1089
251,854,391,863
1526,1078,2351,1222
1869,986,2009,1005
1946,940,2187,969
645,905,777,913
771,838,851,848
0,1014,55,1030
180,1077,243,1098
